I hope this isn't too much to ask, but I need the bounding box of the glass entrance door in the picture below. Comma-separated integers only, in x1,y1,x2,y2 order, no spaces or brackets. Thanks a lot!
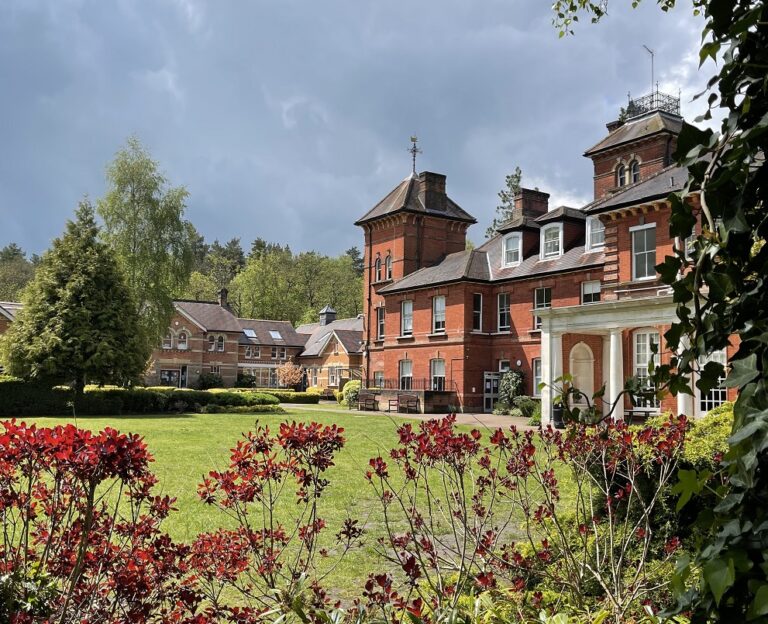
483,372,500,413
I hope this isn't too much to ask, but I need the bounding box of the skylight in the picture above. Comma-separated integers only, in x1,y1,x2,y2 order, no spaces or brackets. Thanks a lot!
269,330,283,340
243,329,257,338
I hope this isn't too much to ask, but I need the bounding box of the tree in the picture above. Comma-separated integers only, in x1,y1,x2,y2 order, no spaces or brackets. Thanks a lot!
345,246,364,276
486,166,522,238
0,244,34,301
206,237,246,289
178,270,218,301
0,202,146,401
276,359,304,387
552,0,768,618
97,136,195,357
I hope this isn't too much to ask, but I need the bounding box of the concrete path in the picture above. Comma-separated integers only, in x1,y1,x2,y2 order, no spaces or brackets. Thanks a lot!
285,403,538,431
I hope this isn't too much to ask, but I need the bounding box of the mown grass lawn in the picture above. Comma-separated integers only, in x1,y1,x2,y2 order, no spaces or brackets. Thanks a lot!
22,406,440,594
22,405,571,596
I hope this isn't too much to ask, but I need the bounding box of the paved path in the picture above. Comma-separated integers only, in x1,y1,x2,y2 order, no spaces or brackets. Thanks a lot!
285,404,538,431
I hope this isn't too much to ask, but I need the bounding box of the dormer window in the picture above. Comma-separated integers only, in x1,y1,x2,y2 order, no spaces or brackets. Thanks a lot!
586,217,605,251
385,255,393,280
374,257,382,282
630,160,640,184
502,233,521,267
541,224,563,258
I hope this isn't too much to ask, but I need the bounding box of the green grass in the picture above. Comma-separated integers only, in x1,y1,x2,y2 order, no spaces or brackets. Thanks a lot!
22,407,430,594
20,406,574,596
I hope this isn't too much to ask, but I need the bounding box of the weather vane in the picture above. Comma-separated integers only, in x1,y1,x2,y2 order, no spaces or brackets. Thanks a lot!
408,135,422,174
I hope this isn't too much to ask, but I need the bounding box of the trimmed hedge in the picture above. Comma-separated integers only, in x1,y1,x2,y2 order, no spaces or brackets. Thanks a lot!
201,404,286,415
262,391,320,404
0,379,281,416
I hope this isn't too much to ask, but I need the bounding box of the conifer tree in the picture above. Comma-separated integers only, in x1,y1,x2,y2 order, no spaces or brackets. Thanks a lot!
486,166,522,238
0,202,145,402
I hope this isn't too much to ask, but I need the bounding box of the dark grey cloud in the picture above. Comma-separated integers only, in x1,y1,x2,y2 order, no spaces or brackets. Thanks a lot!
0,0,707,254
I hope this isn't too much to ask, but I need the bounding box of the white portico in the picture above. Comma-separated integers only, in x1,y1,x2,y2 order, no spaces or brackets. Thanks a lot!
538,294,694,426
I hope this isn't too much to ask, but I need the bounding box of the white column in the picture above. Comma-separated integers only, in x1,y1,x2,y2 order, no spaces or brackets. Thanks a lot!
602,334,611,417
541,328,552,426
552,333,563,389
608,329,624,421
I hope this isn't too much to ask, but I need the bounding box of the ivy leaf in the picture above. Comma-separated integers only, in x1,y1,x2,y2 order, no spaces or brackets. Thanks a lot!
725,354,758,388
704,556,735,605
672,469,705,511
749,583,768,619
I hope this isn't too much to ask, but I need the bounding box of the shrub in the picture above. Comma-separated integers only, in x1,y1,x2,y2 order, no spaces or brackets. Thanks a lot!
514,395,539,419
683,402,733,470
261,391,320,404
498,370,524,405
194,372,223,390
342,380,361,406
201,404,286,414
529,400,542,427
0,377,70,416
235,373,256,388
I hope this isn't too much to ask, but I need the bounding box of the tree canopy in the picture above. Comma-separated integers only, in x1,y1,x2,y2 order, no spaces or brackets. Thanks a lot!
97,136,196,357
486,167,522,238
0,202,145,398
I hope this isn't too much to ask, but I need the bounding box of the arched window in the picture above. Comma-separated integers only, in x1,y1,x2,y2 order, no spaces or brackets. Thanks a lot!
217,335,225,352
630,160,640,184
177,332,188,350
208,335,216,352
616,164,627,187
162,331,173,349
374,257,382,282
385,255,393,280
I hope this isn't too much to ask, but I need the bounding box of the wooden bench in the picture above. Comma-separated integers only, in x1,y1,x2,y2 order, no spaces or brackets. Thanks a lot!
388,393,420,414
624,409,653,424
356,391,379,411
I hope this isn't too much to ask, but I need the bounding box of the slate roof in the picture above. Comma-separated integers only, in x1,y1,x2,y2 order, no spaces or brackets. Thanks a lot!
0,301,22,321
584,111,683,156
237,318,307,347
296,316,363,335
585,164,687,215
298,317,364,358
536,206,585,223
378,249,490,293
174,300,243,333
355,173,476,225
496,214,541,233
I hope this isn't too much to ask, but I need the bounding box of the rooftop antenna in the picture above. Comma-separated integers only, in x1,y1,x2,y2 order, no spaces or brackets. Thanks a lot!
642,45,655,95
408,135,422,175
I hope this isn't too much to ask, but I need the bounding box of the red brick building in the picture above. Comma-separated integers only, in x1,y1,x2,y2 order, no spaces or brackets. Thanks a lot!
357,91,736,420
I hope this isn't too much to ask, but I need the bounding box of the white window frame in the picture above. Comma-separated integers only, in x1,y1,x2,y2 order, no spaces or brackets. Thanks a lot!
162,331,173,350
630,223,657,281
311,368,318,386
401,300,413,337
271,346,278,359
374,256,382,282
630,160,640,184
581,280,601,305
634,329,661,410
210,365,221,375
279,346,286,359
502,233,522,267
431,359,446,391
216,335,225,353
177,331,188,350
472,293,483,332
376,306,385,340
540,223,563,259
498,360,511,372
698,349,728,415
245,345,253,359
373,371,384,388
208,335,216,352
385,255,393,280
585,217,605,251
532,358,542,396
497,293,510,332
432,295,446,333
616,164,627,187
534,287,551,330
399,359,413,390
329,366,340,387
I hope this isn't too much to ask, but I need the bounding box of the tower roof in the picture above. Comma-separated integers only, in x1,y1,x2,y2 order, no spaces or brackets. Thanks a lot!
584,110,683,157
355,171,476,226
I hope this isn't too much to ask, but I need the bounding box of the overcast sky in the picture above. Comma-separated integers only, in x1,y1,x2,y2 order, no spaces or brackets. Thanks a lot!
0,0,709,255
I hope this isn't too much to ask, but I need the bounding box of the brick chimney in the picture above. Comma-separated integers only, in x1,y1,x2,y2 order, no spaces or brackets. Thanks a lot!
418,172,447,212
319,305,337,326
218,288,229,308
514,188,549,218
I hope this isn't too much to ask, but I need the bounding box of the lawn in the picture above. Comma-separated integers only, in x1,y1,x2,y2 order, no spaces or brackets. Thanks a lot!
22,406,450,594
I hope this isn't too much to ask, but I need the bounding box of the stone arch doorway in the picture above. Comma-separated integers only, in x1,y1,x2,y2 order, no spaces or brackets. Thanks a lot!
569,342,595,404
